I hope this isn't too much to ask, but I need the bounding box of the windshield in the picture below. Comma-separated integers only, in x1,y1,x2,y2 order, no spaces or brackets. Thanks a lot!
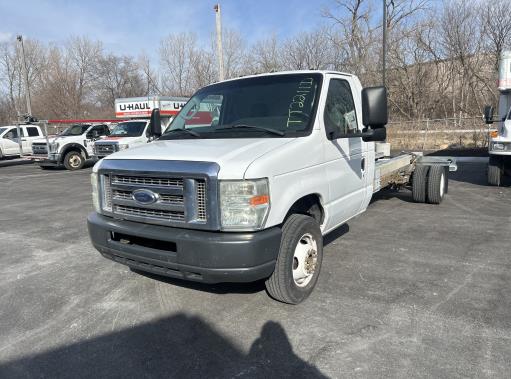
110,121,147,137
60,124,91,136
161,73,322,139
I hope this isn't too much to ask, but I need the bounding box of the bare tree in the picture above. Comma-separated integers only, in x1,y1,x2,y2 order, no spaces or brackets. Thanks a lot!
160,32,198,96
248,34,283,73
138,53,161,95
482,0,511,72
282,28,333,70
66,36,102,115
95,54,145,109
222,28,246,79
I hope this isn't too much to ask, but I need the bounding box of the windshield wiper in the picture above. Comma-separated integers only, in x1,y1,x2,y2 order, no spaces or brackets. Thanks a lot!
163,128,201,138
216,124,285,136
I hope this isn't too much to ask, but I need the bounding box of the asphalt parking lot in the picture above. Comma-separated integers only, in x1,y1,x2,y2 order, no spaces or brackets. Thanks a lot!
0,162,510,378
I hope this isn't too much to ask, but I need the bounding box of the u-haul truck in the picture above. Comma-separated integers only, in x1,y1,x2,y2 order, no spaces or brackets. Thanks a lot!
484,51,511,185
93,96,188,158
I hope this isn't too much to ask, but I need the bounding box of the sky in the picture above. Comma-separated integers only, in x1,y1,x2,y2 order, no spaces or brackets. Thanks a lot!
0,0,334,62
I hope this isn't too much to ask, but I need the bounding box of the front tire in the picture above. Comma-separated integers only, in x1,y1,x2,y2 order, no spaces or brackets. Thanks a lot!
488,156,502,186
265,214,323,304
63,151,84,170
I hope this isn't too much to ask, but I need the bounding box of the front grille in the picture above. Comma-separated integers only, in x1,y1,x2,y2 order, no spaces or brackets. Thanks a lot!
196,180,207,221
31,143,47,155
113,189,184,205
95,143,118,156
112,175,184,188
101,171,210,228
114,205,186,222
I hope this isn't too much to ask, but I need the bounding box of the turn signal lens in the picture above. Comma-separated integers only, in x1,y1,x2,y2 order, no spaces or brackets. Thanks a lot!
249,195,270,206
490,130,498,138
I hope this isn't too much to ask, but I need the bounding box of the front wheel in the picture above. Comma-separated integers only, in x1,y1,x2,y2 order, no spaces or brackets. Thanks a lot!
63,151,85,170
265,214,323,304
488,156,502,186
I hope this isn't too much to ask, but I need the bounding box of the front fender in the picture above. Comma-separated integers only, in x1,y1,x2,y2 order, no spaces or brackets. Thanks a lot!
59,143,89,161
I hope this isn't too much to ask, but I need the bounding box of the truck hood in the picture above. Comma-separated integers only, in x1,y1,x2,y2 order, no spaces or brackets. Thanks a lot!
32,135,83,144
103,138,294,179
95,136,141,144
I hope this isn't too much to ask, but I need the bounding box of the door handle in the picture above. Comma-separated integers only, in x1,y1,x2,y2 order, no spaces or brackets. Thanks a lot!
21,138,27,141
361,157,366,171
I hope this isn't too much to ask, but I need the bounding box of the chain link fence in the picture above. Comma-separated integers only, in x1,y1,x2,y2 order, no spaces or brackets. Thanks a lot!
386,117,494,150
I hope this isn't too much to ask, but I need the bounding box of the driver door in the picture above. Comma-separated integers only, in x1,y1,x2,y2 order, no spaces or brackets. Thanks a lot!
322,77,367,230
2,128,21,155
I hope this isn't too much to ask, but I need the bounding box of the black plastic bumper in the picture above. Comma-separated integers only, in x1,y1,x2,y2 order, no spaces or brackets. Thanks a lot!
87,212,281,283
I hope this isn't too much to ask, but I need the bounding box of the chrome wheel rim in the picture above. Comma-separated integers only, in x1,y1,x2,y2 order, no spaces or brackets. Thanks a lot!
292,233,318,287
440,172,445,197
69,155,81,168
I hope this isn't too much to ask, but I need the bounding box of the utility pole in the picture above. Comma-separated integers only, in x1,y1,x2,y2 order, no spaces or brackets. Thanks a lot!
214,4,225,81
382,0,387,88
16,35,32,117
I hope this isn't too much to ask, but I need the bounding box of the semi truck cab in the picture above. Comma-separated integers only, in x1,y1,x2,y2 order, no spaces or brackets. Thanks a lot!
88,70,454,304
484,51,511,185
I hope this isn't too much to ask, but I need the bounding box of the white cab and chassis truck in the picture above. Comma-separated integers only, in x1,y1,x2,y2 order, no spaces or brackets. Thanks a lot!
30,123,111,170
93,97,188,158
87,71,456,304
483,51,511,186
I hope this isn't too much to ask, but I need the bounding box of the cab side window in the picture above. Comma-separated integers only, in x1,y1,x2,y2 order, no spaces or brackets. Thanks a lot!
92,124,109,136
4,129,18,140
27,127,40,137
324,79,359,138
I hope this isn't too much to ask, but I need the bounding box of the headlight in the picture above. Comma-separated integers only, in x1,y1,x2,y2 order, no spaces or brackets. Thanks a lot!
118,144,129,150
220,179,270,231
91,173,112,213
91,173,101,213
50,143,59,152
492,142,507,151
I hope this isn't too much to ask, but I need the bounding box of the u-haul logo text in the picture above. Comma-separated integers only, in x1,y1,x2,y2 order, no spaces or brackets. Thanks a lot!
119,102,151,111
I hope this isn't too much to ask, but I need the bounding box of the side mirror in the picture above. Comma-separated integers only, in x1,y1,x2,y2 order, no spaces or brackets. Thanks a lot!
483,105,494,124
362,127,386,142
87,130,100,139
149,108,162,137
362,86,388,128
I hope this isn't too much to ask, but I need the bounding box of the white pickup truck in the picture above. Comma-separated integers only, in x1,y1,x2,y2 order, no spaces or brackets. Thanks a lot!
93,97,188,159
87,71,456,304
30,123,110,170
0,124,44,158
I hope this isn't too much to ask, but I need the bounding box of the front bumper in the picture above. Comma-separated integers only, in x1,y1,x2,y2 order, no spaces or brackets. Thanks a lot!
87,212,281,283
27,153,62,166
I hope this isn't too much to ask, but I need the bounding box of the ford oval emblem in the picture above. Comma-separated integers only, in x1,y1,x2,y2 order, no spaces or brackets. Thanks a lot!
132,189,159,205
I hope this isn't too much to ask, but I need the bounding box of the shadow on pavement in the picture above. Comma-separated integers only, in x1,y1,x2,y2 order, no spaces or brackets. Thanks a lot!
0,316,327,379
448,162,511,187
132,268,267,295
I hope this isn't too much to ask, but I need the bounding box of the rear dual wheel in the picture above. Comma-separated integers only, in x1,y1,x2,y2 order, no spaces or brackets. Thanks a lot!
412,165,447,204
